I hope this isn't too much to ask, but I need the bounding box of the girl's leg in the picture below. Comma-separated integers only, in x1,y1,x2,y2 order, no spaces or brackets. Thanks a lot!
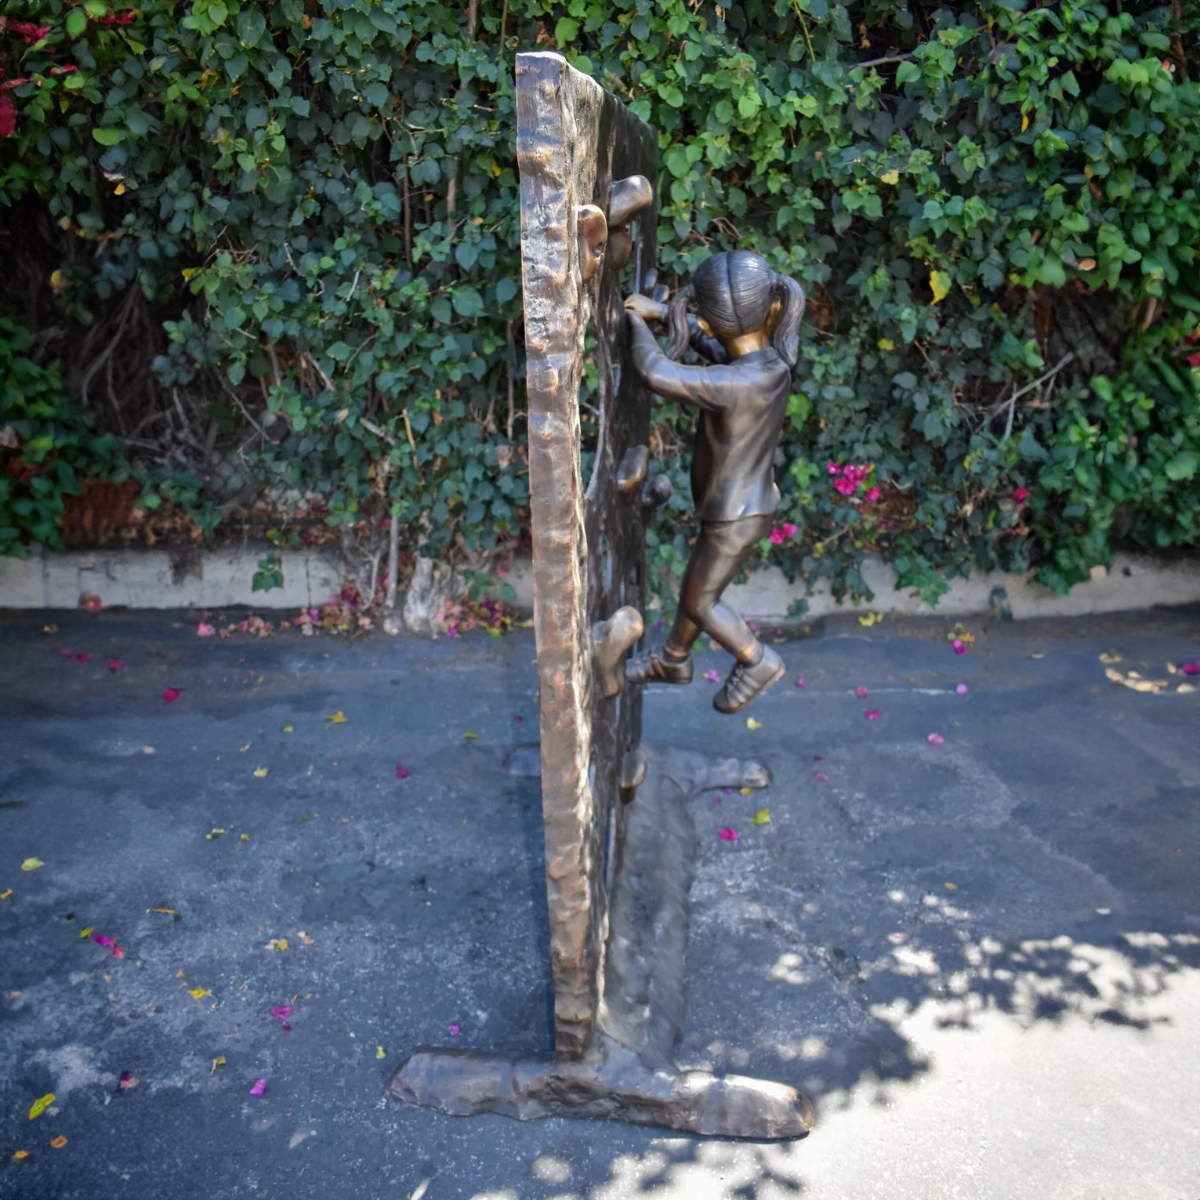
668,515,770,664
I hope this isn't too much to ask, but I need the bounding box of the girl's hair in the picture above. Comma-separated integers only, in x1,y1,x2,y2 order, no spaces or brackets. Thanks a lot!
665,250,805,367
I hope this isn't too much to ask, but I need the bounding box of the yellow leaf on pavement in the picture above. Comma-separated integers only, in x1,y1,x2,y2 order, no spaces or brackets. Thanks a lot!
21,859,44,872
29,1094,55,1119
49,1136,68,1149
376,1044,386,1059
326,711,347,724
750,809,771,825
745,717,762,730
253,767,269,778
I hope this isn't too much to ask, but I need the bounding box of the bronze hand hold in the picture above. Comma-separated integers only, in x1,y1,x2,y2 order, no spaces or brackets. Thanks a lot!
624,250,805,714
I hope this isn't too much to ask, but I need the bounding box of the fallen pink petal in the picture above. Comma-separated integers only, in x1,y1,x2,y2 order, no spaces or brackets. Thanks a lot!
864,709,881,720
951,639,965,655
75,652,92,663
109,659,124,672
112,944,124,959
197,622,216,637
814,772,829,782
718,827,740,842
395,764,410,780
795,677,805,688
955,683,969,694
448,1022,461,1037
855,686,869,698
703,670,721,683
163,688,182,703
249,1079,267,1096
270,1005,293,1021
93,934,115,948
1180,662,1199,676
927,733,945,746
513,714,523,723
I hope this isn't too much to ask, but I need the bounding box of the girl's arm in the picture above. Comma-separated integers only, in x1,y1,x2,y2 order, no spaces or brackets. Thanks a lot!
628,312,756,411
687,315,728,365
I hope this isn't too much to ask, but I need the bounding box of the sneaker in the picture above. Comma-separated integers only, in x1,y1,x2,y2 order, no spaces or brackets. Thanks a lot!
625,647,693,686
713,646,785,714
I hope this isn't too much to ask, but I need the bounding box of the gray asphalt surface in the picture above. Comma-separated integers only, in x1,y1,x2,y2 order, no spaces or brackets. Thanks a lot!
1,604,1197,1199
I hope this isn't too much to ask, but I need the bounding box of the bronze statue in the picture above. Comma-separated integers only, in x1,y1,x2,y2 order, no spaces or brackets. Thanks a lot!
625,250,806,713
389,53,813,1142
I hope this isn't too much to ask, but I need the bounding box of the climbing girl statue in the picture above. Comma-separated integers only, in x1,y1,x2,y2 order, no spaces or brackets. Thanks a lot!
624,249,805,714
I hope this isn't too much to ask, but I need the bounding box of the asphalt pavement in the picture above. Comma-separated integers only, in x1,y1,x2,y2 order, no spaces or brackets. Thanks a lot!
1,603,1197,1199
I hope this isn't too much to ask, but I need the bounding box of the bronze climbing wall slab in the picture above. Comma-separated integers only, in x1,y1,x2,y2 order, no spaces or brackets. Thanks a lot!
515,50,658,1059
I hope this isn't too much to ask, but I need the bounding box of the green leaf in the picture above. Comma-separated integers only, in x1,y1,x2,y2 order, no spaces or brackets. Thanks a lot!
452,288,483,319
66,8,87,38
895,61,921,86
1164,452,1196,482
363,81,389,109
92,128,125,146
555,17,579,45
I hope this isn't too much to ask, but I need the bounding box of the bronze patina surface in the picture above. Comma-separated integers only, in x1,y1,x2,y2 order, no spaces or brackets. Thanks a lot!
389,52,812,1139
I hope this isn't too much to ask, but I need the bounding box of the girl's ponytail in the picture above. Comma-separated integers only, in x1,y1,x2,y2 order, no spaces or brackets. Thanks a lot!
665,283,695,361
771,273,806,368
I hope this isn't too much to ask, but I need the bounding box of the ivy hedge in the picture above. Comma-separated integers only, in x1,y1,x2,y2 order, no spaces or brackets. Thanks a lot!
1,0,1197,606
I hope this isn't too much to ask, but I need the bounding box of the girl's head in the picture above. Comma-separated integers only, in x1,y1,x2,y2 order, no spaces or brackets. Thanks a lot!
666,250,806,367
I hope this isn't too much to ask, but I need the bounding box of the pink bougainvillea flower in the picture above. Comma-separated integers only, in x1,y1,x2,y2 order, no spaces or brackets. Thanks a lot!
834,477,856,496
747,621,759,632
395,764,409,780
1188,353,1200,368
270,1005,293,1021
109,659,124,672
769,528,784,545
827,461,842,475
724,787,734,794
1180,662,1199,676
814,772,829,782
717,827,739,842
955,683,969,694
864,709,881,720
1012,487,1030,504
448,1022,461,1037
951,639,965,655
112,944,125,959
865,486,881,502
781,522,798,538
513,714,523,723
93,934,114,947
75,652,92,663
0,95,15,139
703,670,721,683
855,686,869,698
162,687,182,702
927,733,945,746
197,622,215,637
795,676,805,688
249,1079,267,1096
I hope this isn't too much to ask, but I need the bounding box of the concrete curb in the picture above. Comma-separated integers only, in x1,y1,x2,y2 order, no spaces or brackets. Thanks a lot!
0,545,344,611
1,544,1198,620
